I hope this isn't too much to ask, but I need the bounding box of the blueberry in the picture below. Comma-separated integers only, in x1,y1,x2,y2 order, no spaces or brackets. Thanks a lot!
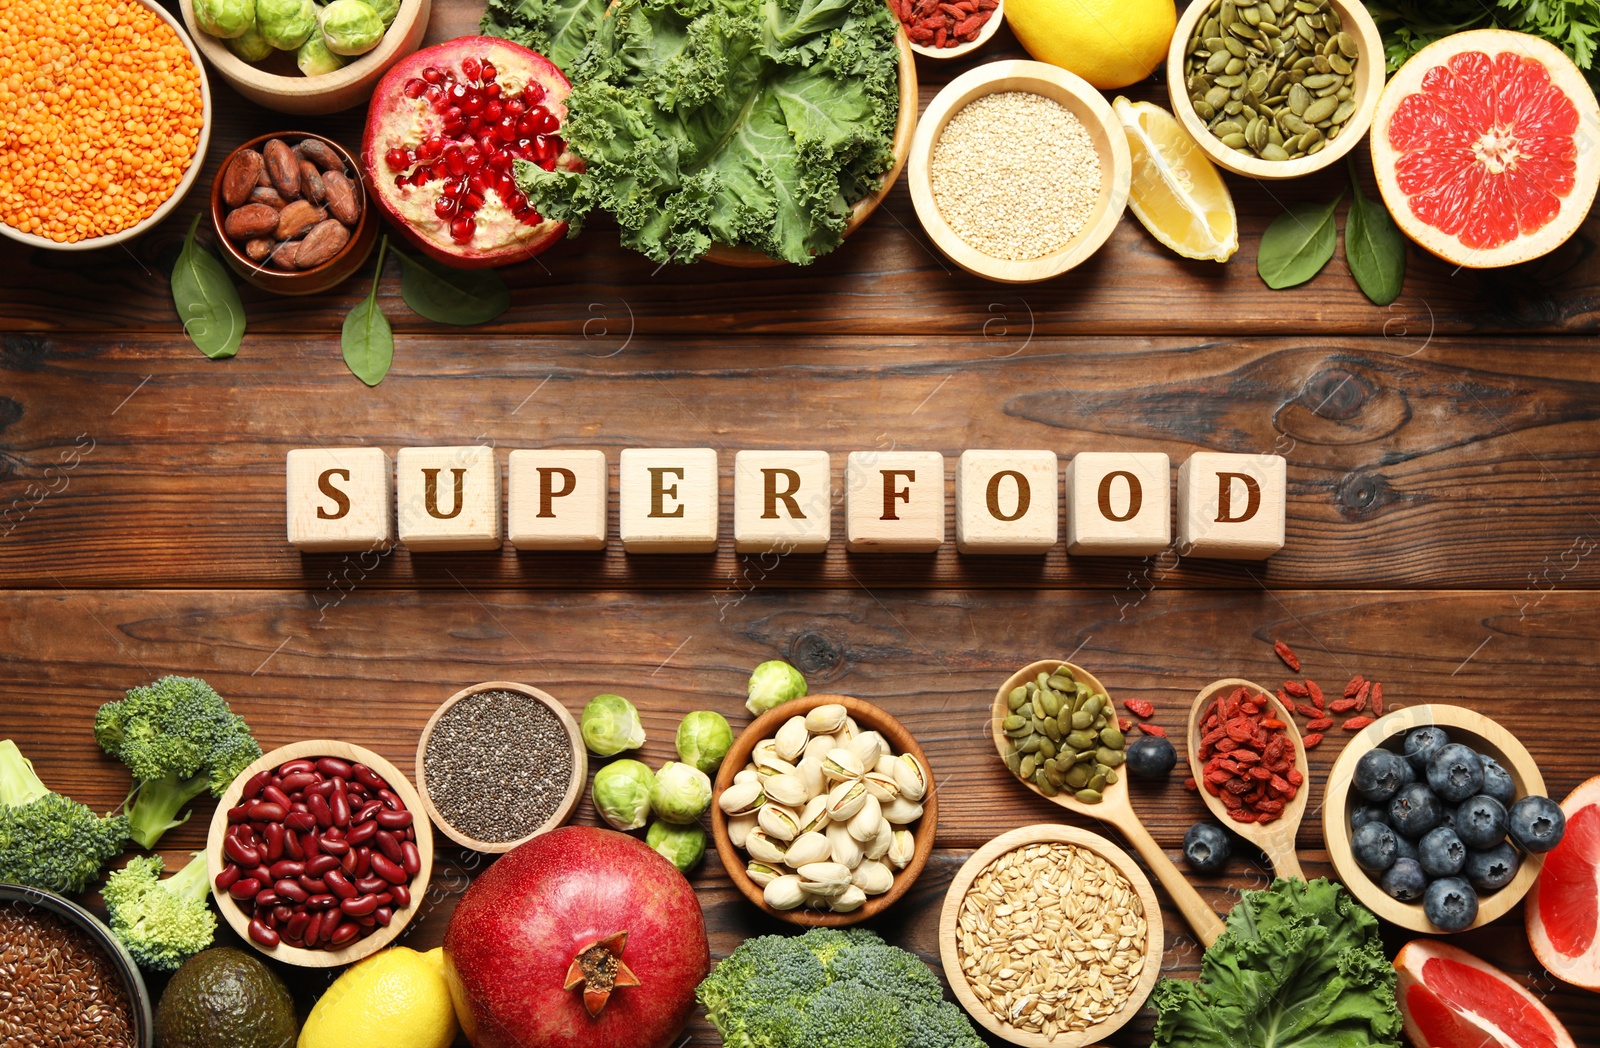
1404,726,1450,770
1424,876,1479,931
1382,857,1429,902
1455,794,1508,850
1351,804,1390,831
1478,755,1516,806
1183,822,1231,873
1390,782,1444,838
1352,820,1400,874
1353,749,1414,803
1427,743,1485,803
1465,841,1521,892
1418,826,1467,878
1125,736,1177,779
1392,832,1419,863
1508,796,1567,854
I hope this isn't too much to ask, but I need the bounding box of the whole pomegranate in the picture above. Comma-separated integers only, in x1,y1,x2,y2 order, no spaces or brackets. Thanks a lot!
361,37,577,267
443,825,709,1048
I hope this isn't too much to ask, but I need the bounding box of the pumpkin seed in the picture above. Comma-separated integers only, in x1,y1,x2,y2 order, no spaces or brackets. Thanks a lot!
1336,30,1357,56
1330,98,1355,123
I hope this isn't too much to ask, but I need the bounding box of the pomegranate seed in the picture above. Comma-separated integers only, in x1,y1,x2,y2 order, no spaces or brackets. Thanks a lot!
424,84,446,105
484,100,503,123
434,196,458,219
384,147,409,171
444,105,462,123
403,78,427,98
462,94,484,116
466,154,487,175
484,83,501,99
422,66,443,83
443,177,466,199
463,191,485,211
480,61,496,82
467,116,486,135
461,56,482,81
442,120,466,138
487,149,513,171
393,174,408,188
525,82,545,104
504,98,524,117
536,112,560,135
497,174,517,196
468,170,493,195
449,82,468,103
450,214,475,243
516,113,540,138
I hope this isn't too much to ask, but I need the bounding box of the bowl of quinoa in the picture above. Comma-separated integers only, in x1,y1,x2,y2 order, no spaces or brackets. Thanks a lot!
0,0,210,249
907,60,1130,282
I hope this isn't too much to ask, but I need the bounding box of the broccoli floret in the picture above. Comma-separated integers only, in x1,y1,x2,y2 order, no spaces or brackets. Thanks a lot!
0,739,129,894
828,935,945,1005
800,982,912,1048
102,852,217,972
94,676,261,849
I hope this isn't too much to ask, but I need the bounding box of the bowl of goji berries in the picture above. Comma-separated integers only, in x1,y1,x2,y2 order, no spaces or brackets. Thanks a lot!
894,0,1004,58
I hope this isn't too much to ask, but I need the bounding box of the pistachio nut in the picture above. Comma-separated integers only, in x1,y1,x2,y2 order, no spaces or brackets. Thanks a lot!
802,734,835,764
826,778,869,821
783,831,833,868
804,703,848,734
865,818,894,861
826,821,864,868
828,885,868,913
892,753,928,802
746,861,783,887
886,828,915,869
880,796,924,826
718,779,765,817
847,794,883,843
841,716,861,741
764,773,810,807
798,794,830,835
754,752,799,778
847,731,886,768
797,755,827,800
745,828,789,865
796,861,853,896
852,859,894,895
764,873,807,910
874,753,898,776
752,738,780,766
733,768,759,787
862,770,901,803
822,747,865,782
757,802,801,842
728,813,757,849
774,715,810,762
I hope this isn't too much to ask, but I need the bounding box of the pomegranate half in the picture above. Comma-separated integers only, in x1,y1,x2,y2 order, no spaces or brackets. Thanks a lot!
443,825,709,1048
362,37,577,268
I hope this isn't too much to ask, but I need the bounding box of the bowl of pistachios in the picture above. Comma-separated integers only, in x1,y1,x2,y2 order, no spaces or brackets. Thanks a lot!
711,695,937,926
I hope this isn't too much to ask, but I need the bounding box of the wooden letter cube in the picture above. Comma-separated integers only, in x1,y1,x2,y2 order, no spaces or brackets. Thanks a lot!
507,450,608,551
845,451,945,552
1065,452,1171,556
286,448,393,552
955,450,1059,554
733,451,832,554
1177,452,1287,560
395,446,502,551
619,448,719,553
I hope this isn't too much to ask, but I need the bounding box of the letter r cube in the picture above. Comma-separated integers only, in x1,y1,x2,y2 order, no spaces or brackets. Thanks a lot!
733,451,832,554
285,447,392,553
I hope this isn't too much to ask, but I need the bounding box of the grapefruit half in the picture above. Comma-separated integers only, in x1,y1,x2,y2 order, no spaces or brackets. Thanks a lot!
1370,29,1600,269
1527,774,1600,990
1394,939,1576,1048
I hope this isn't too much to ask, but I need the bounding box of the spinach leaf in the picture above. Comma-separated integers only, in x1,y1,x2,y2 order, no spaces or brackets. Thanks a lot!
395,249,511,325
342,238,393,386
1345,159,1406,306
1258,194,1341,289
171,214,245,359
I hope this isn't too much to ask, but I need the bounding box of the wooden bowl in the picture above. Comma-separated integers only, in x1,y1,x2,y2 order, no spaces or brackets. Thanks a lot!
907,0,1005,60
1322,704,1546,934
906,60,1132,283
938,824,1164,1048
179,0,430,115
210,131,377,295
414,681,586,852
702,29,919,267
0,0,211,253
710,694,938,926
1165,0,1384,179
206,739,433,967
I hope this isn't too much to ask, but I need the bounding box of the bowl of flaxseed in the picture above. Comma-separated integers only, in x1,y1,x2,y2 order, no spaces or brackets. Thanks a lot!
415,681,587,853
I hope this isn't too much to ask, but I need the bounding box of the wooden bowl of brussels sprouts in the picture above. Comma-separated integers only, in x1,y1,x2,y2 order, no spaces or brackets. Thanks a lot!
179,0,429,115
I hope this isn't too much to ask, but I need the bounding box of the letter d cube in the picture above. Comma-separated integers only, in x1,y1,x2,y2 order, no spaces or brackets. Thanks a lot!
1177,452,1287,560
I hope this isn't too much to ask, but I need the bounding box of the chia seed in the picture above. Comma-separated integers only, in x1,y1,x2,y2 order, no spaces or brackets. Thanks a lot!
424,689,575,843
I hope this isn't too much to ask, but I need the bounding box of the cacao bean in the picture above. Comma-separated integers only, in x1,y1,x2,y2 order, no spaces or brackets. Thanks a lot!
294,138,345,173
263,139,302,200
276,199,325,241
222,149,264,208
295,219,350,269
250,185,287,209
257,166,272,188
224,202,280,240
244,237,273,262
299,160,327,205
321,170,360,225
268,240,301,270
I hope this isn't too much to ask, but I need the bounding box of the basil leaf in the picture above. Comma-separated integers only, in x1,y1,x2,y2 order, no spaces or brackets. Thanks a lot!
171,214,245,359
395,249,510,326
1257,193,1341,290
1345,160,1406,306
342,239,393,386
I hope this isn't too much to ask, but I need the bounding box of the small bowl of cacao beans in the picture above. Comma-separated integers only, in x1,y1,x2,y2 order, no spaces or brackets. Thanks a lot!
210,131,377,296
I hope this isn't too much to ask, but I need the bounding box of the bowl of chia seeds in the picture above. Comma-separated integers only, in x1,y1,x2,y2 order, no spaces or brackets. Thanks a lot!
0,883,154,1048
415,681,587,852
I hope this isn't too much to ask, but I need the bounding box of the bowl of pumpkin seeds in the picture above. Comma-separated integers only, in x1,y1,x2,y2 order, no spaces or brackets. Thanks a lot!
1165,0,1384,178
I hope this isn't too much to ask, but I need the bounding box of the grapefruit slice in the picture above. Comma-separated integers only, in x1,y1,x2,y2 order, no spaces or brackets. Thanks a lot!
1394,939,1576,1048
1370,29,1600,268
1527,774,1600,990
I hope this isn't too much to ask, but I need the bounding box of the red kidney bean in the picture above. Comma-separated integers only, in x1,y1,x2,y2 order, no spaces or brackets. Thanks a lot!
371,853,407,886
275,879,310,903
373,906,392,927
374,891,393,906
247,866,274,887
329,922,360,946
378,788,402,810
352,847,371,878
340,894,379,917
280,758,317,775
248,801,286,823
304,854,340,876
215,864,242,891
262,784,292,809
300,876,328,894
286,911,311,941
301,831,321,858
284,830,304,861
249,918,280,947
389,883,411,908
306,893,337,910
355,875,385,894
404,827,415,842
290,800,310,813
375,830,403,865
224,836,262,867
330,791,350,828
301,910,324,946
284,811,317,833
269,859,304,879
376,810,413,830
355,915,376,929
229,878,261,901
317,757,354,779
309,793,333,828
355,800,384,822
400,841,421,876
280,772,319,793
324,868,357,900
264,822,285,862
227,803,251,823
318,836,349,857
347,820,377,846
273,904,294,925
352,763,381,787
341,850,359,877
325,825,345,842
253,891,281,909
241,770,272,800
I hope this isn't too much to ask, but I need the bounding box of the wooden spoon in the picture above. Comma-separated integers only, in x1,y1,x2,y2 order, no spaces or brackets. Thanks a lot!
993,660,1227,947
1186,678,1311,882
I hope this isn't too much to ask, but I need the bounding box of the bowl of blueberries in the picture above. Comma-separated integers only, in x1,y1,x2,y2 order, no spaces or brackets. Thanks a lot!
1323,704,1566,933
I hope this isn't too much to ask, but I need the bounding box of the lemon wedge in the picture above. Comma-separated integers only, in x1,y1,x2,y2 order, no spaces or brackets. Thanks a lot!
1112,97,1238,263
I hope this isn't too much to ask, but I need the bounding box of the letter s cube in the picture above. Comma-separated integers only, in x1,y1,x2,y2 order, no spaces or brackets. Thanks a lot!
286,448,392,553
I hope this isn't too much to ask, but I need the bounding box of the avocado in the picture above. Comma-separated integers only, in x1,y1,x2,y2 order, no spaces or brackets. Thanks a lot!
156,947,299,1048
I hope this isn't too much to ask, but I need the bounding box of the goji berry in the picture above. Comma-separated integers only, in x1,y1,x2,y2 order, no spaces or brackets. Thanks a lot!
1257,798,1286,814
1330,697,1359,713
1274,639,1301,671
1305,717,1334,731
1203,777,1221,796
1344,675,1365,699
1250,766,1274,781
1261,717,1287,729
1277,688,1292,707
1226,717,1256,742
1216,738,1238,753
1118,717,1134,733
1302,732,1323,748
1224,777,1253,795
1353,681,1371,713
1221,789,1244,807
1371,682,1384,716
1123,699,1155,719
1295,702,1322,719
1232,749,1261,763
1283,680,1310,698
1306,680,1324,706
1269,774,1291,793
1287,768,1304,786
1137,722,1168,737
1343,716,1374,730
1227,808,1259,823
1183,776,1197,791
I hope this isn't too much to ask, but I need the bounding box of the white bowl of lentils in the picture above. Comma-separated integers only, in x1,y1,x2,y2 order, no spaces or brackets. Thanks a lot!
907,60,1131,283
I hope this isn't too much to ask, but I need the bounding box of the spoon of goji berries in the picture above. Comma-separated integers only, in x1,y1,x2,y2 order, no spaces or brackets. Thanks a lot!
1186,678,1311,882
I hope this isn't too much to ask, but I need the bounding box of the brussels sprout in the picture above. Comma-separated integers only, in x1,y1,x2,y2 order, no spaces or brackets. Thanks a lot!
194,0,257,40
675,711,733,775
255,0,317,49
581,693,646,756
592,759,654,832
746,659,807,715
319,0,384,55
296,29,346,76
650,761,712,825
226,20,275,61
365,0,400,26
646,820,706,872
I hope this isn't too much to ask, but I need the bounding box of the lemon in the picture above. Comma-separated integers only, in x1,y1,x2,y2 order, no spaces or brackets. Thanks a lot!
298,947,459,1048
1004,0,1175,89
1112,97,1238,262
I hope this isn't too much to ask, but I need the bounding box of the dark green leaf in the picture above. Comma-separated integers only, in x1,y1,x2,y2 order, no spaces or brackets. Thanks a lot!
171,214,245,359
1257,194,1341,290
342,239,393,386
1345,160,1407,306
395,250,511,326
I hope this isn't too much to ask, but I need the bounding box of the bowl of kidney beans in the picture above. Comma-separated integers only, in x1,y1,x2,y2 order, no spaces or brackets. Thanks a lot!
206,740,433,967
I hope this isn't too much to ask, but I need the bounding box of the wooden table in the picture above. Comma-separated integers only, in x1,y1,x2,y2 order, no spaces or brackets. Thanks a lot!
4,2,1599,1043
